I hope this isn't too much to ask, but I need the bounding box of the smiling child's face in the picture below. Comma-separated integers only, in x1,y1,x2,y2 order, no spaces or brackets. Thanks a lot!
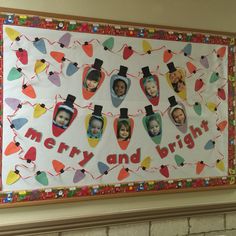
119,124,129,139
90,119,102,134
145,80,158,97
55,110,71,126
172,109,185,125
148,119,160,136
169,70,183,84
114,80,126,97
86,79,98,91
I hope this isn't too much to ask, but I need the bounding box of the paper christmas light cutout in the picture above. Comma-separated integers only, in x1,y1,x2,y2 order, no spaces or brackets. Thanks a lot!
166,62,186,100
216,46,226,58
73,169,86,183
142,40,152,54
98,162,109,175
33,103,47,118
118,167,130,181
5,98,21,110
7,67,22,81
217,120,227,132
142,105,162,144
210,72,219,83
114,108,134,150
22,84,36,98
141,156,151,170
11,118,28,130
35,171,48,186
159,165,169,178
6,170,20,185
163,49,173,63
4,141,21,156
33,38,47,54
217,88,226,100
48,71,61,87
85,105,107,148
168,96,188,133
195,78,204,91
5,27,21,41
186,61,197,74
182,43,192,56
123,46,134,60
16,48,28,64
140,66,160,106
110,66,131,107
66,62,79,76
52,94,78,137
102,37,114,51
58,32,71,47
193,102,202,116
174,155,185,166
216,159,225,171
200,55,209,68
196,161,205,174
204,139,215,150
82,58,105,100
206,102,217,112
50,51,65,63
52,160,65,174
82,42,93,57
34,59,47,74
24,147,36,163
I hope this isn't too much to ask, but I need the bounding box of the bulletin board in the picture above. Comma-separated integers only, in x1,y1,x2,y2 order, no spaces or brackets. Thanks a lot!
0,9,235,206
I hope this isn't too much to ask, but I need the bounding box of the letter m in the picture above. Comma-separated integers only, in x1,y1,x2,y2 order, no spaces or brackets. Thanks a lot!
25,128,42,143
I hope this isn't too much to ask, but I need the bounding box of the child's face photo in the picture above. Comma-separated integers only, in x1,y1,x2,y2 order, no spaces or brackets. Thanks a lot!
177,80,185,93
55,110,71,126
145,80,158,98
119,124,130,140
170,70,183,84
114,80,126,97
86,79,99,91
172,108,186,125
148,119,160,136
90,119,103,135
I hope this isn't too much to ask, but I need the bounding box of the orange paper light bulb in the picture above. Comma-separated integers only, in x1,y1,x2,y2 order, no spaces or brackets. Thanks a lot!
118,167,130,181
4,141,21,156
217,120,227,132
50,51,65,63
82,42,93,57
22,84,36,98
52,160,65,173
163,49,173,63
196,161,205,174
216,47,226,58
186,62,197,74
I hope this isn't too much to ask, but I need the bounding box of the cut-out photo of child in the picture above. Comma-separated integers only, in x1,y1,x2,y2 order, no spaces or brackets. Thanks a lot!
113,79,127,98
83,69,101,92
117,120,131,141
144,77,158,98
171,107,186,126
172,80,186,93
146,116,161,137
87,116,104,139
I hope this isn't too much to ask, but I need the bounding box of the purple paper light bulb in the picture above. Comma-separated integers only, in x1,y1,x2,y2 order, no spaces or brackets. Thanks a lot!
5,98,21,110
48,71,61,87
73,169,86,183
58,33,71,48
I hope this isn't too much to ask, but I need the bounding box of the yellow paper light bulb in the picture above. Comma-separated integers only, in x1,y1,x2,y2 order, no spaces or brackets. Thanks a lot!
141,156,151,170
142,40,152,54
206,102,217,112
6,170,20,185
5,27,21,41
34,59,47,74
33,104,47,118
216,160,225,171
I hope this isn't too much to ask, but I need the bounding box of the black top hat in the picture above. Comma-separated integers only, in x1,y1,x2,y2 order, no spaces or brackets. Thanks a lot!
118,66,128,77
167,62,177,73
145,105,154,116
92,58,103,71
119,108,129,119
64,94,76,108
168,96,178,107
142,66,152,78
92,105,103,117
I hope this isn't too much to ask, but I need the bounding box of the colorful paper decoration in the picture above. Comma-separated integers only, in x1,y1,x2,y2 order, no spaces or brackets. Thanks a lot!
141,156,151,170
123,46,134,60
206,102,217,112
216,160,225,171
200,55,209,68
33,103,47,118
216,46,226,58
142,105,162,144
182,43,192,56
48,71,61,87
33,38,47,54
34,59,47,74
118,167,130,181
174,155,185,166
193,102,202,116
168,96,188,133
6,170,20,185
7,67,22,81
66,62,79,76
22,84,36,98
102,37,114,51
5,97,21,110
11,118,28,130
86,105,107,147
186,61,196,74
110,66,131,107
163,49,173,63
196,161,205,174
73,169,86,183
82,42,93,57
52,160,65,174
98,162,109,175
217,120,227,132
195,78,204,91
210,72,219,83
204,139,215,150
140,66,160,106
58,32,71,47
24,147,36,163
35,171,48,186
159,165,169,178
4,141,21,156
217,88,226,100
5,27,21,41
142,40,152,54
52,94,78,137
50,51,65,63
16,48,28,64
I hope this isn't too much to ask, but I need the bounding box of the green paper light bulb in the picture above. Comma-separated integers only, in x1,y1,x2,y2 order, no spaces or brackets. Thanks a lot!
102,37,114,51
35,171,48,186
193,102,202,116
7,67,22,81
210,72,219,83
174,154,185,166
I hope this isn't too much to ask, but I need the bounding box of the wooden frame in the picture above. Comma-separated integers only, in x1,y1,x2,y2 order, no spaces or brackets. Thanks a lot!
0,7,235,207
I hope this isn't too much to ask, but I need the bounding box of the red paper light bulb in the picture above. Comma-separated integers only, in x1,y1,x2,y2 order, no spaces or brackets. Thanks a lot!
195,79,204,91
16,48,28,65
24,147,36,163
159,165,169,178
123,46,134,60
217,88,226,100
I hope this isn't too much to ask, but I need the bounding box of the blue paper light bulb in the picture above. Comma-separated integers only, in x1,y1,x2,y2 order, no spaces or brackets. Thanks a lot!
98,162,109,175
204,139,215,150
66,62,78,76
33,38,47,54
183,43,192,56
11,118,28,130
